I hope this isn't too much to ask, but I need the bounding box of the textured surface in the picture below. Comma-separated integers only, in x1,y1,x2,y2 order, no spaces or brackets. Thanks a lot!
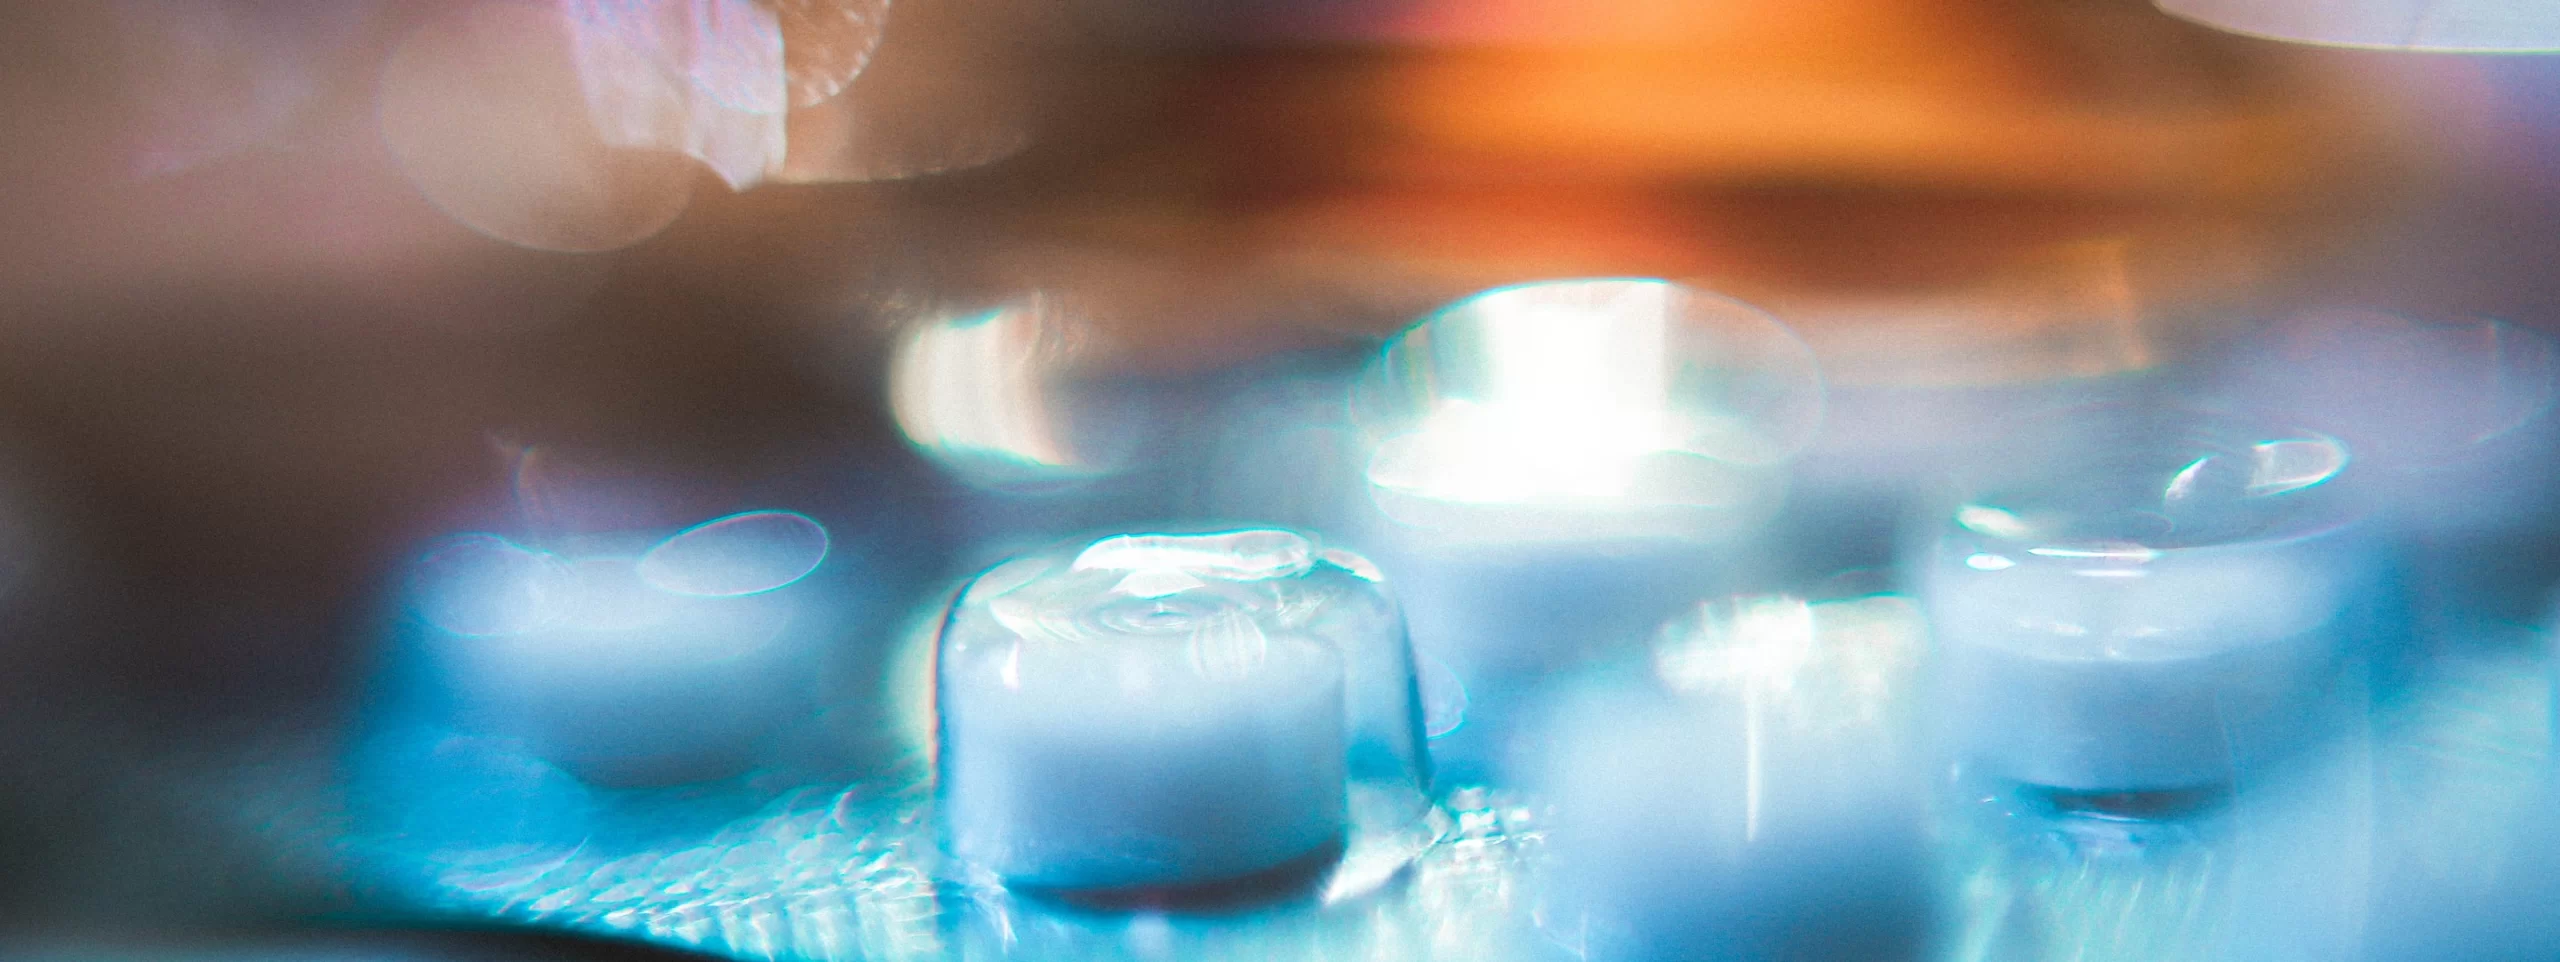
348,628,2553,962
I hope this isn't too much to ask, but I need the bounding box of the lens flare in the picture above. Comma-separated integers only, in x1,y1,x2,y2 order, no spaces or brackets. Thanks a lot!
1356,278,1820,538
889,298,1139,491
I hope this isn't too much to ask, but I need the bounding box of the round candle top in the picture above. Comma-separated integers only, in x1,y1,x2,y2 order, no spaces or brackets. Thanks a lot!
1926,424,2363,660
952,529,1413,731
1353,279,1817,541
937,528,1428,891
940,528,1425,787
410,511,829,667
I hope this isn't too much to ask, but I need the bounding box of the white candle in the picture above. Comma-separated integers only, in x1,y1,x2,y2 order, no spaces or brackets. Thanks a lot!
937,528,1424,894
1545,596,1933,962
406,510,831,784
1350,279,1820,772
1919,430,2371,793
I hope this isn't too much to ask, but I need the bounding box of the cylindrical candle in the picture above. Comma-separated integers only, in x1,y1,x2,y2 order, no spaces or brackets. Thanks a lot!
404,509,833,785
1545,595,1934,962
936,528,1426,896
1349,278,1822,774
1917,408,2377,795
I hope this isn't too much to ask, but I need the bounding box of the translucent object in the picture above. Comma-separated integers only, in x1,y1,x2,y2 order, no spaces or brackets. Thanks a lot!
1546,596,1933,962
2159,0,2560,51
935,528,1428,896
1916,405,2377,794
1354,278,1820,541
1345,280,1819,772
406,512,828,784
378,2,699,252
637,510,830,596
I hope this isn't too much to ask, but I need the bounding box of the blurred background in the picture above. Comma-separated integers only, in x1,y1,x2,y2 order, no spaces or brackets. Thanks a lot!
0,0,2556,953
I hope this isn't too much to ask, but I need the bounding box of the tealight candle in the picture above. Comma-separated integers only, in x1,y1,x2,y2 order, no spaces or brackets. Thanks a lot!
1917,408,2377,795
1545,596,1934,962
936,528,1427,897
1350,278,1822,773
404,510,834,784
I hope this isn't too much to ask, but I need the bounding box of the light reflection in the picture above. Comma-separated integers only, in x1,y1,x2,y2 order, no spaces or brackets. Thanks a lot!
774,0,1034,183
378,1,701,252
638,510,831,597
1356,278,1820,537
565,0,789,116
563,0,790,188
888,298,1130,490
411,510,825,652
2160,0,2560,52
411,534,571,638
772,0,893,107
400,507,830,784
1653,593,1924,733
1549,593,1933,962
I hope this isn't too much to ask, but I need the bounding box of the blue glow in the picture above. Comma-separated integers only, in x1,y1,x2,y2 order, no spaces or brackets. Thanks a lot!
637,510,830,597
410,534,572,637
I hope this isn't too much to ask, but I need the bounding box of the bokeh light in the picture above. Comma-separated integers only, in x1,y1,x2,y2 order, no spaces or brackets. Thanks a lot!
1355,278,1821,539
888,297,1141,491
378,1,700,252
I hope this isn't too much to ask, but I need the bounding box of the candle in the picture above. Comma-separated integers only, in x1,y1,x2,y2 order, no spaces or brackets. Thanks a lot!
403,510,833,785
1917,410,2375,795
1349,278,1822,774
936,528,1426,896
1545,595,1934,962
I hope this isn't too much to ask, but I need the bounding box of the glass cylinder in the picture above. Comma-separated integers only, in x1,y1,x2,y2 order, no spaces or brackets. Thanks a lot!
935,527,1428,898
1914,404,2381,797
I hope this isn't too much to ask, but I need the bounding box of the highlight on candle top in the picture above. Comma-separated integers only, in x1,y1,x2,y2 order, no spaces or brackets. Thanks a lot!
1354,278,1820,540
889,297,1142,492
2158,0,2560,51
934,527,1428,898
1915,404,2381,797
